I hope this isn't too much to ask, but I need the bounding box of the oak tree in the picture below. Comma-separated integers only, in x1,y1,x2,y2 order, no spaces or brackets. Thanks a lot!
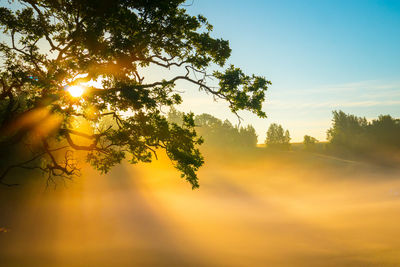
0,0,270,188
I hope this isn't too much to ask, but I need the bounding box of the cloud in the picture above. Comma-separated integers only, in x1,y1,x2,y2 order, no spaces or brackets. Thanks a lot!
268,99,400,110
270,80,400,97
307,80,400,94
266,79,400,110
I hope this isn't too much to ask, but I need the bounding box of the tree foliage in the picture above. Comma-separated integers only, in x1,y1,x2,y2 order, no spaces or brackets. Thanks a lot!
0,0,271,188
265,123,290,150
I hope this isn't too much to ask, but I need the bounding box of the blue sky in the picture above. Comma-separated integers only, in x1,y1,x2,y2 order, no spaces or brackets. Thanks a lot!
178,0,400,142
1,1,399,142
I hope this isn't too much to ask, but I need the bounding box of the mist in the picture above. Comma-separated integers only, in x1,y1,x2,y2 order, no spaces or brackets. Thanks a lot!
1,148,400,266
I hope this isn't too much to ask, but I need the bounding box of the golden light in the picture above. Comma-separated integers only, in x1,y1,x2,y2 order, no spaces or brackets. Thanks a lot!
67,85,84,97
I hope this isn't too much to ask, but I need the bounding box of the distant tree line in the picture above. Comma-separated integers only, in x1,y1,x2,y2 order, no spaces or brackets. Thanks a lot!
169,108,400,158
168,109,258,148
169,108,297,150
326,110,400,156
300,110,400,158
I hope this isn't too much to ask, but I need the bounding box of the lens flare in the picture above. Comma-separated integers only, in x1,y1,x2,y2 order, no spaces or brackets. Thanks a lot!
67,85,84,97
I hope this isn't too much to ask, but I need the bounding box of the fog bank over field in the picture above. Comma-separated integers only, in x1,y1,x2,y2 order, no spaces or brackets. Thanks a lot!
1,149,400,266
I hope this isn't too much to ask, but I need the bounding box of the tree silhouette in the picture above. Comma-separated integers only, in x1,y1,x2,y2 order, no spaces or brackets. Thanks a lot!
368,115,400,150
0,0,271,188
327,110,368,153
327,110,400,156
303,135,318,151
265,123,290,150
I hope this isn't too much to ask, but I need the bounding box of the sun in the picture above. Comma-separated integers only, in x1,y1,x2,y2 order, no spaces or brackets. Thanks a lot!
67,85,84,97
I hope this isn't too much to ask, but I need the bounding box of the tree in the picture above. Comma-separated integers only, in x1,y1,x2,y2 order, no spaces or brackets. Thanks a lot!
238,125,258,147
168,109,258,148
326,110,368,153
0,0,271,188
367,115,400,150
303,135,318,151
327,111,400,156
265,123,290,150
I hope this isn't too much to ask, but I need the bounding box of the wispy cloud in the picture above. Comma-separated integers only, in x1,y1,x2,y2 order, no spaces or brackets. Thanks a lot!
268,99,400,110
266,80,400,110
270,80,400,97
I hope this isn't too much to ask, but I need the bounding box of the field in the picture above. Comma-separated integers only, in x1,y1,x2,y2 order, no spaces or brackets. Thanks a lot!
1,149,400,266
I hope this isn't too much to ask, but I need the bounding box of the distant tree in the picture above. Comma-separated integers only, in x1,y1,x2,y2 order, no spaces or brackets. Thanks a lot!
193,113,225,145
238,125,258,147
167,110,258,148
326,110,400,157
195,114,258,148
265,123,291,150
167,107,184,126
367,115,400,150
326,110,368,153
303,135,318,151
0,0,271,188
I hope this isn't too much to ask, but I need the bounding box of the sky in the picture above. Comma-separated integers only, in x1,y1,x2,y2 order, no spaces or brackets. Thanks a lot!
176,0,400,142
1,0,400,143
